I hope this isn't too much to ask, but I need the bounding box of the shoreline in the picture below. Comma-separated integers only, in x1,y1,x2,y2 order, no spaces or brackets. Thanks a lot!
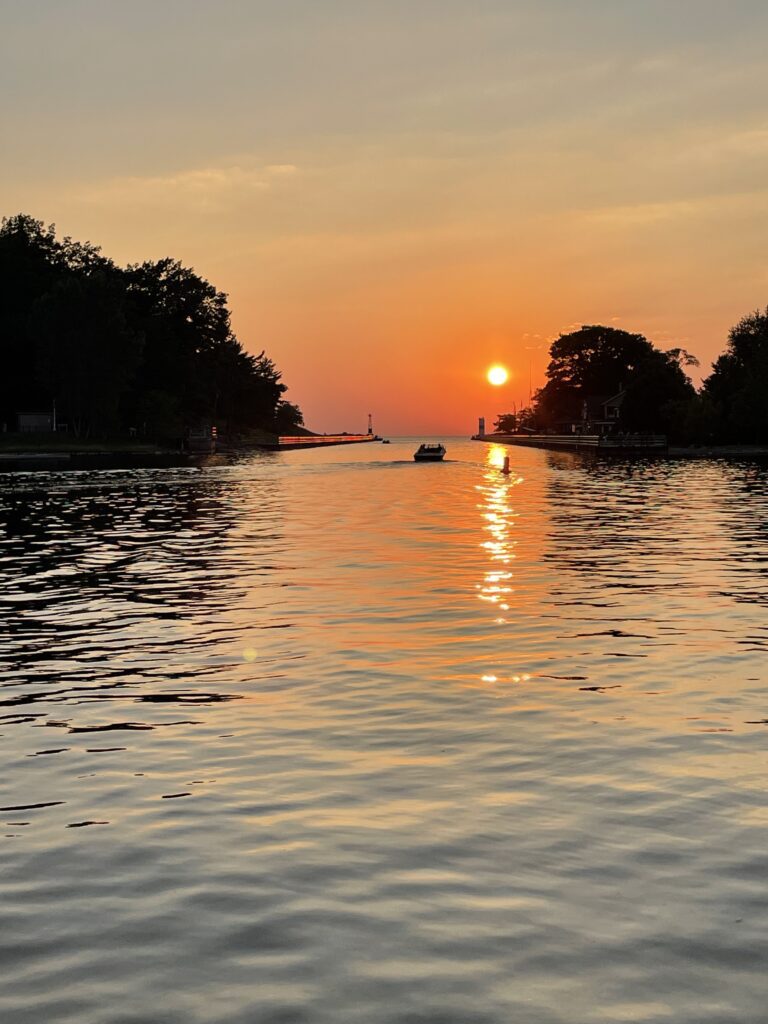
0,447,203,472
667,445,768,459
0,433,383,471
472,435,768,459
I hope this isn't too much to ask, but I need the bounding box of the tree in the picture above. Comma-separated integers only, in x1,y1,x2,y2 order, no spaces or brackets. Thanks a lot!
0,213,303,439
0,215,112,428
516,406,536,431
493,407,536,433
493,412,517,433
122,260,294,435
534,325,695,435
272,400,305,433
122,258,234,430
702,309,768,443
31,273,142,437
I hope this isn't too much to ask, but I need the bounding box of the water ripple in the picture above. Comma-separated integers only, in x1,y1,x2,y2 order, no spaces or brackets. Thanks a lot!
0,444,766,1022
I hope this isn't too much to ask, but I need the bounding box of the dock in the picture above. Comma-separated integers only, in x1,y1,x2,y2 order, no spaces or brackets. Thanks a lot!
471,433,668,452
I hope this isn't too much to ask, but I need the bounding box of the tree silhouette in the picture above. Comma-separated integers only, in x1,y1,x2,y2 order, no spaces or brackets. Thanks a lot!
493,413,518,433
702,309,768,443
31,273,142,437
493,408,535,433
534,325,695,434
0,214,303,438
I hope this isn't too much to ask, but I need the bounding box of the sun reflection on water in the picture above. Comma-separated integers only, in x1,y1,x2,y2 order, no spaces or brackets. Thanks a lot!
474,445,528,684
476,446,524,616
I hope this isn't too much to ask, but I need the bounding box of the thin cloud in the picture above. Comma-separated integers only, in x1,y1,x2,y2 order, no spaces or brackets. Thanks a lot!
80,164,299,210
574,187,768,229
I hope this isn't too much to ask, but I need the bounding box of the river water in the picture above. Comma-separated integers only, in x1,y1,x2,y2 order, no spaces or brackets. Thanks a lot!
0,439,766,1024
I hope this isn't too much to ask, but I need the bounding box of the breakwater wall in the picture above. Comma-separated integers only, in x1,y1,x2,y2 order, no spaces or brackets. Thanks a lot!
471,433,668,452
264,435,381,452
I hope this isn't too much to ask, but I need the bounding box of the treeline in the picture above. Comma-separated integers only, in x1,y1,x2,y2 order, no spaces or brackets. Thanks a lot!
494,316,768,444
0,214,303,439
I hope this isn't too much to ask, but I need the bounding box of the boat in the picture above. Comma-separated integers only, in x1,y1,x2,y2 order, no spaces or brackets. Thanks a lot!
414,443,446,462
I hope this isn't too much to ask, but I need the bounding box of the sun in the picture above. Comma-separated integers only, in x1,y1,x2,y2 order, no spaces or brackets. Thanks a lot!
487,365,509,386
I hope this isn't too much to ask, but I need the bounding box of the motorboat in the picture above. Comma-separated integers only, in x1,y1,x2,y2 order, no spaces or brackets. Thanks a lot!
414,443,446,462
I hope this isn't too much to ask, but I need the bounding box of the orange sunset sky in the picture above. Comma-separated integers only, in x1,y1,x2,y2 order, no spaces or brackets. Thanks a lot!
3,1,768,434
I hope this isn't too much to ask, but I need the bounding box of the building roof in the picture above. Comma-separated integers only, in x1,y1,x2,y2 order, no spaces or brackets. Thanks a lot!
603,389,627,409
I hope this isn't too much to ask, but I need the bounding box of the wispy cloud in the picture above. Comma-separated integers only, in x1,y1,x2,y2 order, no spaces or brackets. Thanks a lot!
574,187,768,229
81,163,299,211
681,126,768,163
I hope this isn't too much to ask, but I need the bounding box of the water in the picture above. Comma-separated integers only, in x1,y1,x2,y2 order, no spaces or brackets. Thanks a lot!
0,440,766,1024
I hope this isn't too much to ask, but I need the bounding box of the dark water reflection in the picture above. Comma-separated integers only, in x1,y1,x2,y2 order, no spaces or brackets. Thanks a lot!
0,444,766,1024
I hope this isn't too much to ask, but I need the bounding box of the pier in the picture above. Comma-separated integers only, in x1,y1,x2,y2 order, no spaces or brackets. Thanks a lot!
471,432,668,452
263,434,382,452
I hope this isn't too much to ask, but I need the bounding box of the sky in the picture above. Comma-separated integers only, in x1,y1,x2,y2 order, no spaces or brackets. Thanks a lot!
3,0,768,434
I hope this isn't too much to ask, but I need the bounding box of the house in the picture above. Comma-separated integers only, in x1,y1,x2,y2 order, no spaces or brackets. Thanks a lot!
16,412,52,433
561,389,627,435
601,389,626,423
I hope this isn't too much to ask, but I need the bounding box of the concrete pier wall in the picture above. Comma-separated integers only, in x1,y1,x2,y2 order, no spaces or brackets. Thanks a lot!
471,433,668,452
